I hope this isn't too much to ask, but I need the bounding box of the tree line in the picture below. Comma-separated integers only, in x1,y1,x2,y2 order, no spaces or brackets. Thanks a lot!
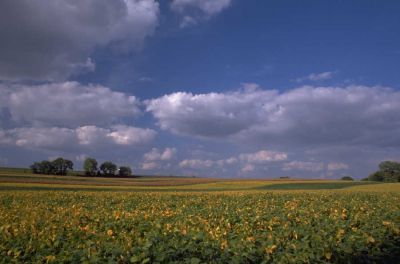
30,157,73,175
30,157,132,177
367,160,400,182
83,157,132,177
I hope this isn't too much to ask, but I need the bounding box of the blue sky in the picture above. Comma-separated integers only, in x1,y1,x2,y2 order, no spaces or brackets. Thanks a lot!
1,0,400,178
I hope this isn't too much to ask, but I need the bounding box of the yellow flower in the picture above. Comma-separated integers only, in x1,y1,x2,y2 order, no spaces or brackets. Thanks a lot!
45,255,56,263
220,240,228,249
107,229,113,236
265,245,277,254
324,252,332,260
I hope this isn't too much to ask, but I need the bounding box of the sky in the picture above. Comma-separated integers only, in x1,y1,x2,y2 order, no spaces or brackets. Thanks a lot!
1,0,400,179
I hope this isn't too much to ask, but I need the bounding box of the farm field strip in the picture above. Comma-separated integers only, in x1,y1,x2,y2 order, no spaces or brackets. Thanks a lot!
0,181,386,193
0,190,399,263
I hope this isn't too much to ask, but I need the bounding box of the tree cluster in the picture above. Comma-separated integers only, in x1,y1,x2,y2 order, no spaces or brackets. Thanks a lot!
30,157,73,175
367,161,400,182
340,176,354,181
83,157,132,177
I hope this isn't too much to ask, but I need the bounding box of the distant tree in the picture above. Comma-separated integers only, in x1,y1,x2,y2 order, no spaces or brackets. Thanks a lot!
83,157,98,176
30,162,41,174
368,171,385,182
119,166,132,177
379,161,400,173
30,158,73,175
100,161,117,176
41,160,55,174
30,160,54,174
52,157,73,175
368,161,400,182
340,176,354,181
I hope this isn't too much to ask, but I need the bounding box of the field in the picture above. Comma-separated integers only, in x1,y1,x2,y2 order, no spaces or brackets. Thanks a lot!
0,169,399,263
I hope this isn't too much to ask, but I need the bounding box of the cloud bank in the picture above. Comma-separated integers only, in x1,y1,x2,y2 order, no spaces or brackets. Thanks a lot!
0,0,159,80
0,125,156,151
0,82,140,128
147,85,400,149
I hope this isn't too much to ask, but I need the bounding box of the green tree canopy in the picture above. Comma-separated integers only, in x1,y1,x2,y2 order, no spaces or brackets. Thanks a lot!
368,161,400,182
100,161,117,176
340,176,354,181
119,166,132,177
52,157,73,175
83,157,98,176
30,158,73,175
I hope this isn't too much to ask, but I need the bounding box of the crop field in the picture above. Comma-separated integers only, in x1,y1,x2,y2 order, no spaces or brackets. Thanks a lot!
0,172,399,263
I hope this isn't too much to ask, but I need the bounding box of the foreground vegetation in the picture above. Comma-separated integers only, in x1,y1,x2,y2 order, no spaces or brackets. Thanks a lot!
0,168,399,263
0,189,399,263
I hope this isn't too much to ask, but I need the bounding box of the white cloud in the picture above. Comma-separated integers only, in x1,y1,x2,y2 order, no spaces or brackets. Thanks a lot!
0,0,159,80
143,147,177,161
76,126,109,146
147,85,400,149
283,161,324,172
241,164,255,173
0,80,157,167
177,150,285,172
143,148,161,161
225,157,238,165
171,0,231,28
296,71,334,82
160,148,177,160
327,162,349,171
239,150,288,164
0,125,156,150
8,127,78,149
108,125,156,145
179,159,214,169
1,82,140,127
171,0,232,16
179,16,198,28
141,162,159,170
146,88,275,137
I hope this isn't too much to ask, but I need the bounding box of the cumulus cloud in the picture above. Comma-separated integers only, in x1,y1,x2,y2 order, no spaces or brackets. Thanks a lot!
108,125,156,145
283,161,324,172
241,164,255,173
0,82,140,127
239,150,288,164
160,148,177,160
147,85,400,149
0,125,156,150
178,149,285,172
179,159,214,169
296,71,335,82
222,157,238,165
146,89,275,137
143,147,177,161
0,0,159,80
171,0,232,27
179,16,198,28
140,147,177,171
171,0,231,16
10,127,77,150
141,162,159,170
